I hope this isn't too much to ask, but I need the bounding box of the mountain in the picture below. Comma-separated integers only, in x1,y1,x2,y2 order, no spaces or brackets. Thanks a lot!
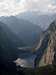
0,16,42,46
0,21,26,69
43,21,56,66
14,20,56,68
34,20,56,67
17,11,56,30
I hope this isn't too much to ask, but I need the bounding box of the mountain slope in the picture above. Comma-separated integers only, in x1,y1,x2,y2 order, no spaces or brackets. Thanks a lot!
0,21,26,67
0,16,42,46
17,11,56,30
34,20,56,67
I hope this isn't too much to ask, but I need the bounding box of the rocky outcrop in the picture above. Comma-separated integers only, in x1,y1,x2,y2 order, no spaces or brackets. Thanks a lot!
35,20,56,67
43,21,56,66
44,21,56,65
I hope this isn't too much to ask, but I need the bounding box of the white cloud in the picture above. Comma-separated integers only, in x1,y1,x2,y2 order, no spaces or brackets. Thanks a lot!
0,0,56,16
48,4,56,10
24,0,56,13
0,0,25,16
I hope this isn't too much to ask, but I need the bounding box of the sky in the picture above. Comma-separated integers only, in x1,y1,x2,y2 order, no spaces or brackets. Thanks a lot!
0,0,56,16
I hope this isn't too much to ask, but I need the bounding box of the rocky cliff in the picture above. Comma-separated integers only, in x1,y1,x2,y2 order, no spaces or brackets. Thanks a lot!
35,20,56,67
44,21,56,65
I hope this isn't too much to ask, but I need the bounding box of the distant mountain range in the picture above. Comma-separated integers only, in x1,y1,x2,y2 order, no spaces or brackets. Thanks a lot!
0,16,42,46
17,11,56,30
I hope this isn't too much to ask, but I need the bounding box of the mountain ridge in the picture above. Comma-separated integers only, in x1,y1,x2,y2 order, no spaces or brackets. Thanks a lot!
17,11,56,30
34,20,56,67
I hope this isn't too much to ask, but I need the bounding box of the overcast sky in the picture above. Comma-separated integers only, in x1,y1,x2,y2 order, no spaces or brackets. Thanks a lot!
0,0,56,16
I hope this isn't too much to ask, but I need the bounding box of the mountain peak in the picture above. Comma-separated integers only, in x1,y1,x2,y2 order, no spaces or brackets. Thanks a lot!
48,21,56,32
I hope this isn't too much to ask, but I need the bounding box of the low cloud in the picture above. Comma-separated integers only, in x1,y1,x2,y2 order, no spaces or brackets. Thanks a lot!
24,0,56,13
0,0,25,16
0,0,56,16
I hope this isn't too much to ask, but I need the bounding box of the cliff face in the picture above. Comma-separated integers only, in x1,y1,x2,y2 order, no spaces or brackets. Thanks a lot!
45,21,56,64
39,21,56,66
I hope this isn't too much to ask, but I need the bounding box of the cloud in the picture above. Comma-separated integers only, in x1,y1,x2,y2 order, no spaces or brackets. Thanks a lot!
48,4,56,11
24,0,56,13
0,0,56,16
0,0,25,16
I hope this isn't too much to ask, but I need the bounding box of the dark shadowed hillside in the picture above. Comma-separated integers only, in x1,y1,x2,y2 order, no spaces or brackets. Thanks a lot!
0,21,26,72
0,16,42,46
